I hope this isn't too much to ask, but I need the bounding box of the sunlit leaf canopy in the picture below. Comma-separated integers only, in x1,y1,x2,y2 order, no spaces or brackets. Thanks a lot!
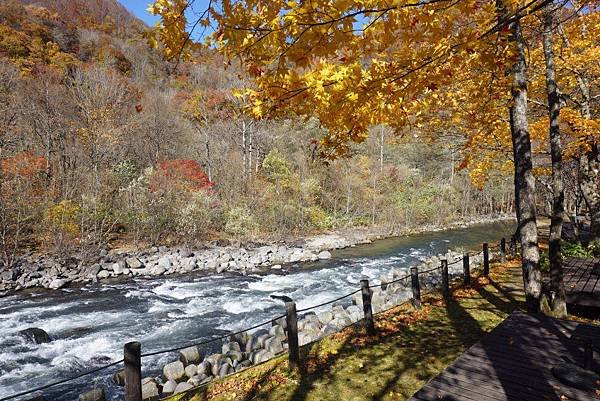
149,0,599,173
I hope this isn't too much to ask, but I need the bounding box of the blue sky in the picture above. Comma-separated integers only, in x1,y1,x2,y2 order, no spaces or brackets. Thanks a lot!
118,0,212,26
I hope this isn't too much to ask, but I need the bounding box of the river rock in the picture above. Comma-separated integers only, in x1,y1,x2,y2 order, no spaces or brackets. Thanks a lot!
174,382,193,394
252,349,275,364
179,346,201,365
222,341,241,354
157,257,171,269
112,369,125,386
184,364,197,378
187,373,208,386
318,250,332,259
317,311,334,325
225,350,243,361
48,278,68,290
126,257,143,269
218,363,233,377
161,380,177,396
163,361,185,381
264,336,284,354
244,335,260,352
141,378,159,400
19,327,50,344
196,360,211,376
78,388,105,401
97,270,110,279
269,324,286,341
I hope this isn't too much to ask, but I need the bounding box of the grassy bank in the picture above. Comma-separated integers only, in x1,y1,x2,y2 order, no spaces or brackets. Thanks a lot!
167,260,530,401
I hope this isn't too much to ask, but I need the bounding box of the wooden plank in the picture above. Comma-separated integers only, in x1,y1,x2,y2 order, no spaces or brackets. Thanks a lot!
407,312,600,401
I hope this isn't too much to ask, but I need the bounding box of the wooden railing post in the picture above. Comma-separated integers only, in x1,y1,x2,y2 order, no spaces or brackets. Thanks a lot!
124,342,142,401
441,259,449,299
410,267,421,309
500,237,507,262
463,252,470,285
285,301,299,370
483,243,489,276
360,279,376,335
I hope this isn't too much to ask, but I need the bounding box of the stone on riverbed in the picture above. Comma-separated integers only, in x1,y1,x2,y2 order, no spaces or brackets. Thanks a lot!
97,270,110,279
318,250,332,259
163,361,185,381
78,388,105,401
141,378,159,400
179,346,201,365
126,257,143,269
19,327,50,344
48,278,68,290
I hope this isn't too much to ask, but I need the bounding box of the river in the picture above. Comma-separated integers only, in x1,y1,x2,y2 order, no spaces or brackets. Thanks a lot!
0,220,515,401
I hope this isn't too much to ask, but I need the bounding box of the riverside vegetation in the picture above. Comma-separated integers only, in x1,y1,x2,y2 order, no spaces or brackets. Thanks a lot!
0,0,517,275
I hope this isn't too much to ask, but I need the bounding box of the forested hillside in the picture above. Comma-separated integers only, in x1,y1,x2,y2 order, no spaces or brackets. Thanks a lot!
0,0,513,266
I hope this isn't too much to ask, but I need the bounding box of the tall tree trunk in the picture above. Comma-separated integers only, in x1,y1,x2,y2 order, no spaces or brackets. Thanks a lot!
541,5,567,318
499,0,541,312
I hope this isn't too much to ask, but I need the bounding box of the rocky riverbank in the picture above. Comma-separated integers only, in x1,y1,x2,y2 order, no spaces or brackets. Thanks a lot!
75,246,493,401
0,215,514,296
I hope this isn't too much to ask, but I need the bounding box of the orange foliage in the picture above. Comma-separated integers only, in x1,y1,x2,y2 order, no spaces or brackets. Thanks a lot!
0,152,46,178
152,159,214,193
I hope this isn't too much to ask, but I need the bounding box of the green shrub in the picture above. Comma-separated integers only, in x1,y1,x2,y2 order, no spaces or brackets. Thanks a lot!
224,206,258,236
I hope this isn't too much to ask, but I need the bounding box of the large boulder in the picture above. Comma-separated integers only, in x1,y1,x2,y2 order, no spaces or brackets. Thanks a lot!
163,361,185,382
78,388,105,401
19,328,50,344
179,346,201,365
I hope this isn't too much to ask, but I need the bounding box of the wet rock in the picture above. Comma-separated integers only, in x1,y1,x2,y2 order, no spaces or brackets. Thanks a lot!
48,278,68,290
19,327,50,344
78,388,105,401
179,346,201,365
163,361,185,382
174,382,194,394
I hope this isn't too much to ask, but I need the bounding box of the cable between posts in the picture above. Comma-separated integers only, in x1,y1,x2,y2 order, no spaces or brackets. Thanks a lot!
141,314,287,357
0,360,124,401
296,289,361,313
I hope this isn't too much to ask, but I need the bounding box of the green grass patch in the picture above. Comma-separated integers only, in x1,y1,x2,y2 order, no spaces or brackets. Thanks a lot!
168,262,527,401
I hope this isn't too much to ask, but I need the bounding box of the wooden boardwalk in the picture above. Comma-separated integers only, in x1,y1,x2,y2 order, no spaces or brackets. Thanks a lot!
408,312,599,401
564,257,600,308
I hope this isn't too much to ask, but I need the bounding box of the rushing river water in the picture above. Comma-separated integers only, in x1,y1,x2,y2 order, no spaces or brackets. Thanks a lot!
0,221,515,401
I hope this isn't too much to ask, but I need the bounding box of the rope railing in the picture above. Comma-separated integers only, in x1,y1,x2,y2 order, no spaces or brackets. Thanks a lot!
296,289,361,313
3,235,512,401
0,360,124,401
141,314,286,357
